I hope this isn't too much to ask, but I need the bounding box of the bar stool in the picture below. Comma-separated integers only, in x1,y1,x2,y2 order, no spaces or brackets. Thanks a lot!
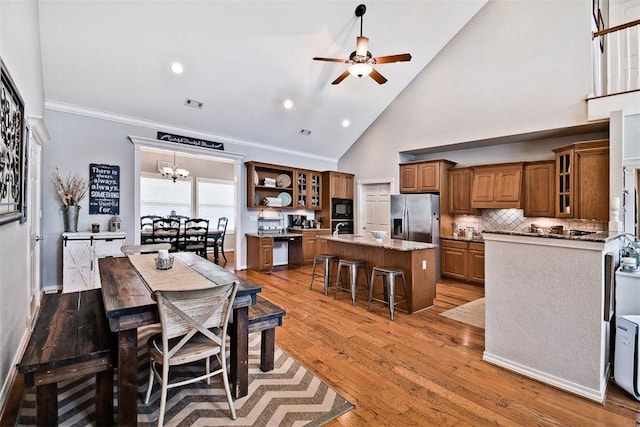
368,266,407,320
310,254,339,296
335,259,369,305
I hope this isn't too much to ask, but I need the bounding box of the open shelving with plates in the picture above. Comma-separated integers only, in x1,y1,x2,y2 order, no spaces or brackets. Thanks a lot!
246,162,294,209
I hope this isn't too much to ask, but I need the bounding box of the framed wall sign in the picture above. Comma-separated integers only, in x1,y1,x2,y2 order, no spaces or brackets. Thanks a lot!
157,131,224,151
0,58,26,226
89,163,120,215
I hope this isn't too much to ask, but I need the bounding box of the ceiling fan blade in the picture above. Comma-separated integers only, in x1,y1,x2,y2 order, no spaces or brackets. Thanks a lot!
369,68,387,85
373,53,412,64
331,70,351,85
313,57,347,63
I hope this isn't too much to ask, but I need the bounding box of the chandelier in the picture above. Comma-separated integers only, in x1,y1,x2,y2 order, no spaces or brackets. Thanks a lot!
160,152,190,183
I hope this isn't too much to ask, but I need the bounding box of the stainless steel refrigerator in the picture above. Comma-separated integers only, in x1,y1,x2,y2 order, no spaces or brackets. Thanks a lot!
390,194,440,279
390,194,440,243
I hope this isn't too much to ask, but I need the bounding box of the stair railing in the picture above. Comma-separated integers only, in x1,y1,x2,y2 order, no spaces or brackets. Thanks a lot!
592,19,640,97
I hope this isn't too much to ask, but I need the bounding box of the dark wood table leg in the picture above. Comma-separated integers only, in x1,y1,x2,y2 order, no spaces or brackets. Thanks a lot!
213,237,220,264
260,329,275,372
36,383,57,427
95,368,114,426
117,329,138,426
229,306,249,398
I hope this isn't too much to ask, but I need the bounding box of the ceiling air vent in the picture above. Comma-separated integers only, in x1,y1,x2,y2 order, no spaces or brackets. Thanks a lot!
298,129,312,136
184,98,204,109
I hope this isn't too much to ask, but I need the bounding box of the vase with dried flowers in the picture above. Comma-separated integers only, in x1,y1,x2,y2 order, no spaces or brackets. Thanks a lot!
52,168,88,232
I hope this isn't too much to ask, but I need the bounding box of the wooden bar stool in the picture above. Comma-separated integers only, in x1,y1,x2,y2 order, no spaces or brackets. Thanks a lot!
335,259,369,305
310,254,339,296
368,266,407,320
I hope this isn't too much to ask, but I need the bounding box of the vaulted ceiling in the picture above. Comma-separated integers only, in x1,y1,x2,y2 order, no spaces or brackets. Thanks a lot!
38,1,487,162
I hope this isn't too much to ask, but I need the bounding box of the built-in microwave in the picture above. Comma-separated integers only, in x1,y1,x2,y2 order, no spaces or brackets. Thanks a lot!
331,198,353,220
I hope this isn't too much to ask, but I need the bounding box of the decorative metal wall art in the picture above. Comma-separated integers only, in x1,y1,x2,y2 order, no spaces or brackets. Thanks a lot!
0,58,25,225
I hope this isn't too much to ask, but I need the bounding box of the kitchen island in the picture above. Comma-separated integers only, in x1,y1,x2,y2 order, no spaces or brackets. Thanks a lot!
323,234,437,313
482,230,624,403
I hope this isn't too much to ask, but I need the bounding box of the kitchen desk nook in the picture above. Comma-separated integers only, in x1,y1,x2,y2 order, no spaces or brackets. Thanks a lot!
323,234,437,313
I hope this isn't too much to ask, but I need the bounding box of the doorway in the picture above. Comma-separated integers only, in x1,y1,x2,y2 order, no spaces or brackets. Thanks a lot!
27,126,43,327
358,181,392,236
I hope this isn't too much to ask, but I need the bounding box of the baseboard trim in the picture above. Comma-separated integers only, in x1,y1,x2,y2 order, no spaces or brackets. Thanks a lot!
482,351,607,403
0,326,31,423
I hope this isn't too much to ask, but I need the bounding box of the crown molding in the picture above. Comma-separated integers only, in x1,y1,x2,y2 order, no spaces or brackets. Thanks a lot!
44,100,338,162
27,115,51,144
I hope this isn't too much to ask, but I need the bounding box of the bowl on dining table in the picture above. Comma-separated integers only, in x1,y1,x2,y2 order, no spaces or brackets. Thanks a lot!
370,231,387,242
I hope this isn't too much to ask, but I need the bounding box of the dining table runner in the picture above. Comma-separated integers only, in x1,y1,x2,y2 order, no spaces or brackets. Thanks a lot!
128,253,219,292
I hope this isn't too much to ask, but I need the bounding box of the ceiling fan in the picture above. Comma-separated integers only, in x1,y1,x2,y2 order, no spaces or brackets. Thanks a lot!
313,3,412,85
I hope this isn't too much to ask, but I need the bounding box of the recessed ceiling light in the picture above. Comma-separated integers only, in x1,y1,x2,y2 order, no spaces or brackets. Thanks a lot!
283,99,293,109
342,119,350,128
170,62,184,74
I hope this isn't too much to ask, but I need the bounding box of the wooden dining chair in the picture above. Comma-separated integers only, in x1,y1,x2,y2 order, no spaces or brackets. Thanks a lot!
141,215,163,244
120,243,171,256
144,281,238,425
150,218,181,252
182,218,209,257
216,217,228,263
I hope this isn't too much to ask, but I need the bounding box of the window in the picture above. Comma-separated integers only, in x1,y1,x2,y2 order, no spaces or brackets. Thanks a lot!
140,175,192,218
197,178,235,232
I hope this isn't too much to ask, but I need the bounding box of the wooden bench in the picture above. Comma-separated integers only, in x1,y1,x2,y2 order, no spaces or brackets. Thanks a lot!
248,297,286,372
17,289,115,426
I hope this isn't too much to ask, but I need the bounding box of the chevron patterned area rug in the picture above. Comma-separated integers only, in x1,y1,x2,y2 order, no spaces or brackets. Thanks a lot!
17,327,354,426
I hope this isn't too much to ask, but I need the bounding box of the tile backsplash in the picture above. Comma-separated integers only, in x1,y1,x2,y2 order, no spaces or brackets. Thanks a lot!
453,209,607,234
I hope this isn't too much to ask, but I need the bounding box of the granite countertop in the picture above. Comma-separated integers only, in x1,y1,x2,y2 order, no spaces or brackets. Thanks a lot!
246,232,304,238
322,234,437,251
441,235,484,243
482,229,625,243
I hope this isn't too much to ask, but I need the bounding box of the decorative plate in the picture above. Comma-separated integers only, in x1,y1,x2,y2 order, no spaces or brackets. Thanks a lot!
253,170,259,185
277,192,292,206
276,174,291,188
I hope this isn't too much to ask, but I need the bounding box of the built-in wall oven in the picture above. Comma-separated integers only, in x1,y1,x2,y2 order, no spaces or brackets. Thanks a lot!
331,198,353,220
331,220,353,235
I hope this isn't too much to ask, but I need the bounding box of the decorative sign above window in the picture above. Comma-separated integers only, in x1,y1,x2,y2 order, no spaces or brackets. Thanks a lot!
89,163,120,215
157,132,224,151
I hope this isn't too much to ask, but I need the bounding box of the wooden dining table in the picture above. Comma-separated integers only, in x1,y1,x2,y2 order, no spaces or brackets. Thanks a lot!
140,228,224,264
99,252,260,426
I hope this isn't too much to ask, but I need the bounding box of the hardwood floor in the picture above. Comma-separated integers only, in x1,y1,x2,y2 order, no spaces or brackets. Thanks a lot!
234,264,640,426
2,255,639,426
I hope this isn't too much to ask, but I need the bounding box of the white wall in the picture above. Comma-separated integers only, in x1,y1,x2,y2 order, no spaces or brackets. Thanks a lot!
0,0,45,412
341,0,593,181
41,109,336,288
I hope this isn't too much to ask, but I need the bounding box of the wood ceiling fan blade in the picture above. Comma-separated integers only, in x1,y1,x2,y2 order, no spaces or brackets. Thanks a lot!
331,70,351,85
313,57,348,63
369,68,387,85
373,53,412,64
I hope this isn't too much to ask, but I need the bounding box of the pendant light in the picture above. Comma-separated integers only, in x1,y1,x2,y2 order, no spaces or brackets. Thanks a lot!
160,152,190,183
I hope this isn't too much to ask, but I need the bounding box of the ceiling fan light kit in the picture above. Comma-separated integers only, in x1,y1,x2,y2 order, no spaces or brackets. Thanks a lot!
313,3,411,85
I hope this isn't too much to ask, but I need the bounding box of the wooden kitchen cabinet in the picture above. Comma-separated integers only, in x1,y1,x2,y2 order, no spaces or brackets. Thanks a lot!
246,234,273,272
294,169,322,210
471,163,523,208
246,161,294,209
296,228,332,264
523,161,555,217
441,238,484,285
440,239,468,281
448,167,477,215
328,172,354,199
553,139,609,220
399,160,455,193
467,242,485,284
